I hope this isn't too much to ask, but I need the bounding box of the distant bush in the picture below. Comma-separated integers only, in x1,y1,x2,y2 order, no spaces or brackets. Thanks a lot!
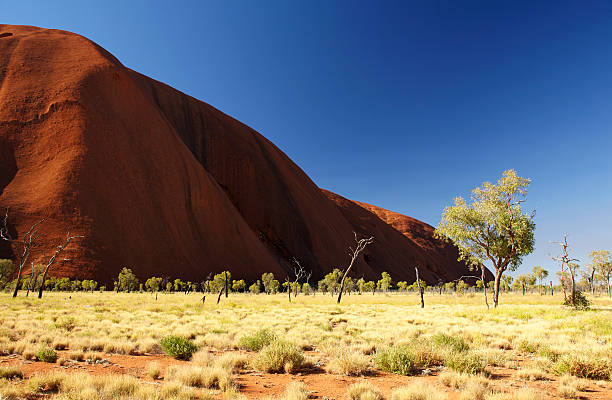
238,328,276,351
252,341,304,373
37,347,58,363
431,333,469,352
160,336,198,360
563,291,590,310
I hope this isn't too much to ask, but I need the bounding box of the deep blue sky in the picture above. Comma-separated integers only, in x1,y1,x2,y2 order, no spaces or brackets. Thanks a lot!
4,1,612,280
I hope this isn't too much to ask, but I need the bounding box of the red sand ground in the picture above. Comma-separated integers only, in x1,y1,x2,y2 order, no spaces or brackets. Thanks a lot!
1,351,610,399
0,24,481,285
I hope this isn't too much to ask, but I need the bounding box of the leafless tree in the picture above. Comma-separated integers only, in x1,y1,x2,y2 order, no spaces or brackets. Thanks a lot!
338,233,374,304
550,235,579,300
38,233,83,298
0,209,44,298
415,267,424,308
292,259,306,298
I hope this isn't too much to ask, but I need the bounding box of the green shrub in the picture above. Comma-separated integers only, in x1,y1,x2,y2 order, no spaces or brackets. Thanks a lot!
444,351,488,375
37,347,58,363
251,341,304,373
238,328,276,351
552,355,611,380
373,346,417,375
431,333,469,352
563,291,590,310
160,336,198,360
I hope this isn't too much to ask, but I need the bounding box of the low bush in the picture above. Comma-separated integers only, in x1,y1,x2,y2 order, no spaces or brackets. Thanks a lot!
444,351,488,375
391,381,446,400
146,361,162,379
563,291,590,310
326,350,370,376
251,340,304,373
552,355,611,380
431,333,469,352
166,365,234,390
238,328,276,351
37,347,58,363
160,336,198,360
373,346,417,375
346,382,383,400
0,366,23,380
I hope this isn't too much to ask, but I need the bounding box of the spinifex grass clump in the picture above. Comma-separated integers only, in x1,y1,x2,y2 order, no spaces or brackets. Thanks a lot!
160,336,198,360
238,328,276,351
552,354,612,380
431,333,469,352
252,340,304,373
37,347,58,363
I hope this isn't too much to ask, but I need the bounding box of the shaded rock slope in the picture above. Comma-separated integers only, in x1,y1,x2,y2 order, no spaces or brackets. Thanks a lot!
0,25,481,284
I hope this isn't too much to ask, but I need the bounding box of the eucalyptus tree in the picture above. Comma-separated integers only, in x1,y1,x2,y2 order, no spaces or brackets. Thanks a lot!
435,170,536,307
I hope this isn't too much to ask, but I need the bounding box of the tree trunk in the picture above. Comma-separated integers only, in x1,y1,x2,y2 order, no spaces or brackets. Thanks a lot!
216,286,224,304
12,263,24,298
493,269,502,308
224,272,228,298
415,267,424,308
481,266,489,309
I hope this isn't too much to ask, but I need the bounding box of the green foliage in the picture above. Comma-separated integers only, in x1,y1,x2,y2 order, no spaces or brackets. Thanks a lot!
160,336,198,360
249,280,261,294
212,271,231,292
261,272,276,294
238,329,277,351
363,281,376,294
431,333,469,352
563,291,590,310
0,259,15,288
377,272,392,292
232,279,246,292
37,347,58,363
323,268,343,293
435,170,535,306
117,267,139,292
396,281,408,291
251,340,304,373
144,277,162,292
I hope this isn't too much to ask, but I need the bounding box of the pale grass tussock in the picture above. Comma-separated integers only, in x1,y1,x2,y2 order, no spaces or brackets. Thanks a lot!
391,381,446,400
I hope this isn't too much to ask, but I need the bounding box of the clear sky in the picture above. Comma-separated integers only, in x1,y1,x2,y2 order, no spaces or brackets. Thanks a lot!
3,1,611,281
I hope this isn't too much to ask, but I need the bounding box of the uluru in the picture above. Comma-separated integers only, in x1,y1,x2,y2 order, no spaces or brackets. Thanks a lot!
0,24,483,285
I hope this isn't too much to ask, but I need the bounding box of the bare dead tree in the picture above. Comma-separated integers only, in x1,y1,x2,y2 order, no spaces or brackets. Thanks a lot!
38,233,83,299
285,276,291,302
292,258,306,298
338,233,374,304
415,267,424,308
550,235,579,301
1,209,44,298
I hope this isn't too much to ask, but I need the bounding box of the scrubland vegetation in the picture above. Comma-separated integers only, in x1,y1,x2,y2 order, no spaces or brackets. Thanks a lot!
0,291,610,399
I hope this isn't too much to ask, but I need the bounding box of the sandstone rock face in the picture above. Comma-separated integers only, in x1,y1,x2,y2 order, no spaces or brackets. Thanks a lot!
0,25,481,284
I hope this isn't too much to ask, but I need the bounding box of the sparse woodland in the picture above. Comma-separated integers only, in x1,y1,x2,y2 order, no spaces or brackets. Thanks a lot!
0,170,611,400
